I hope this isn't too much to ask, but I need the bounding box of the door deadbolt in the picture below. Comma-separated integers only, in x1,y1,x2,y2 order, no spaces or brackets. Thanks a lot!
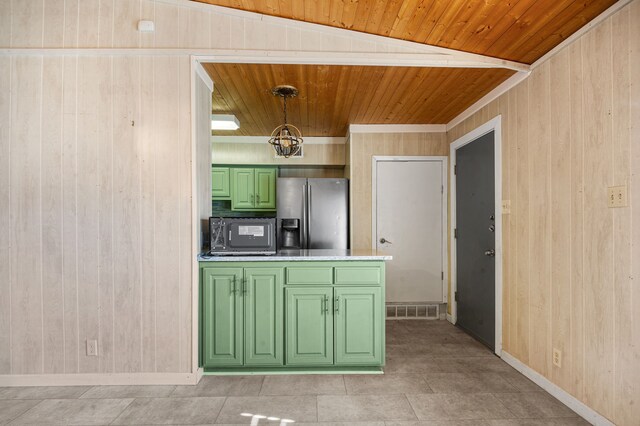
484,249,495,257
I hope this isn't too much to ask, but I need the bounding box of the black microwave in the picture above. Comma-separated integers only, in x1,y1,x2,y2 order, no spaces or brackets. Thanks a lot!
209,217,276,255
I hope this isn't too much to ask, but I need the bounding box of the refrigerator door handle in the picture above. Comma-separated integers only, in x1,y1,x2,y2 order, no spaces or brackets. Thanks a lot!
307,184,312,248
302,183,308,249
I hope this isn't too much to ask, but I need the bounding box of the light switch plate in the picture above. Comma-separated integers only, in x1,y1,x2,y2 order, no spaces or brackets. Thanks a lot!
502,200,511,215
608,186,628,208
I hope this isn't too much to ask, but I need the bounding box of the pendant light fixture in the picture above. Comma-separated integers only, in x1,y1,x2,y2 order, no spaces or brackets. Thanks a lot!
268,85,303,158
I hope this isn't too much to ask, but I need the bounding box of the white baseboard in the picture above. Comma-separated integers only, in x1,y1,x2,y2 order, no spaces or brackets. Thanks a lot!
0,372,200,387
446,313,455,324
500,351,614,426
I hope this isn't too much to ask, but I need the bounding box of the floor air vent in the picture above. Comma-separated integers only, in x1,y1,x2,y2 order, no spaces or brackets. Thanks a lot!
386,303,439,320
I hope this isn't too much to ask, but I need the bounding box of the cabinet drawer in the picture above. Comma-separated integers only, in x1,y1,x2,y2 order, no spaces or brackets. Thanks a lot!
334,266,382,285
286,267,333,285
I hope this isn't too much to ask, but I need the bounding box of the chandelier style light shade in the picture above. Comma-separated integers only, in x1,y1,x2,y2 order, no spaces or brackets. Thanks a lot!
268,85,303,158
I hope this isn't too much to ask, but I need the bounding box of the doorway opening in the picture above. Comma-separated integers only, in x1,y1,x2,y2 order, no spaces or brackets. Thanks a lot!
450,116,502,355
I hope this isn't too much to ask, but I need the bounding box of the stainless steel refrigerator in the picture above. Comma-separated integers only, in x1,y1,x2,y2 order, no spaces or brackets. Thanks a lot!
276,178,349,250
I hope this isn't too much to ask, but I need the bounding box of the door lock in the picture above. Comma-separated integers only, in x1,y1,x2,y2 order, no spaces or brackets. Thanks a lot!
484,249,495,257
379,238,392,244
488,225,495,232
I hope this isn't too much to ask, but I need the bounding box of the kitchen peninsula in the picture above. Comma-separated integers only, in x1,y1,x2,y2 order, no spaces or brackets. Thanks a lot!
198,249,391,373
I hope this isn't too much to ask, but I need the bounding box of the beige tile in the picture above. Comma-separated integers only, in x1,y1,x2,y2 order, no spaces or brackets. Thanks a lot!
171,375,263,397
386,421,490,426
493,392,578,418
424,373,517,394
345,374,432,395
317,395,417,422
111,397,225,425
80,385,176,399
260,375,345,396
485,419,590,426
0,386,90,399
10,398,133,425
384,356,442,374
500,372,543,392
215,396,317,424
0,399,41,424
407,393,514,420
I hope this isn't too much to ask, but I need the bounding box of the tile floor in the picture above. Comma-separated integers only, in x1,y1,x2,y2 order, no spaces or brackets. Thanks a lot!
0,320,589,425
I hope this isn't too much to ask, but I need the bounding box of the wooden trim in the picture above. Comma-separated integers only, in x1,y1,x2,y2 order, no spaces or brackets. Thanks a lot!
1,48,528,72
371,156,449,303
194,60,214,92
211,136,345,145
449,116,502,354
446,71,529,131
0,373,199,386
350,124,446,134
500,351,615,426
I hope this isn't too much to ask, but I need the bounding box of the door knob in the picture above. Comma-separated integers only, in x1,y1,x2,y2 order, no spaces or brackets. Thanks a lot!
379,238,392,244
484,249,495,257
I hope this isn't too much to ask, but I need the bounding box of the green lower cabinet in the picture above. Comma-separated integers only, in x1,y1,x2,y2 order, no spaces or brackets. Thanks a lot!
202,268,244,367
286,287,334,365
335,287,383,365
201,261,385,371
244,268,284,366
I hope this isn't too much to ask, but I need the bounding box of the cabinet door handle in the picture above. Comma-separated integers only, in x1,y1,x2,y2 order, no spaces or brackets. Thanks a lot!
250,194,254,204
256,194,260,203
334,296,340,314
324,295,329,314
232,276,237,294
242,278,247,294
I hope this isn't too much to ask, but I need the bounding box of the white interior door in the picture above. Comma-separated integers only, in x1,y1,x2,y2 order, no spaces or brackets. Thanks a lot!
375,159,445,303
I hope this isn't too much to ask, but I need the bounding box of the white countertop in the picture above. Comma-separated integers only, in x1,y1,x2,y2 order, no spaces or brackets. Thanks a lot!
198,249,392,262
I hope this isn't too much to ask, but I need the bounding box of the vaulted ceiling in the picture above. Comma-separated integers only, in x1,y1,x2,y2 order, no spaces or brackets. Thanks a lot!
193,0,617,64
204,63,514,136
198,0,616,136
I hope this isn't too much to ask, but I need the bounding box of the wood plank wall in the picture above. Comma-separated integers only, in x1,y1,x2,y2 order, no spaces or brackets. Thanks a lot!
0,0,402,377
212,142,345,166
447,2,640,423
0,52,193,375
347,132,448,250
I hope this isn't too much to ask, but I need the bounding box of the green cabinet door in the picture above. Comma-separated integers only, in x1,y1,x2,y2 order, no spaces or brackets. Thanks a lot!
334,287,383,365
202,268,244,367
254,168,276,209
231,168,255,209
286,287,333,365
211,167,230,199
244,268,284,366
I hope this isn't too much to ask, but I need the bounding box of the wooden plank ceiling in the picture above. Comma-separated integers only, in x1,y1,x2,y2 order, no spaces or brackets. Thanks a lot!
193,0,616,64
204,63,514,136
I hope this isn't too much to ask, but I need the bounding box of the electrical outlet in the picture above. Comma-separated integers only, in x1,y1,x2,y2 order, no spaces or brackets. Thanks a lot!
86,339,98,357
502,200,511,215
552,348,562,368
608,186,628,208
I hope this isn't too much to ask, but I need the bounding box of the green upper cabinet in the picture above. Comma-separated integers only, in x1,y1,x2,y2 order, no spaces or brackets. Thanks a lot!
254,168,277,209
211,167,230,199
231,167,277,211
202,268,244,367
334,286,383,365
286,287,334,366
244,268,284,366
231,168,255,209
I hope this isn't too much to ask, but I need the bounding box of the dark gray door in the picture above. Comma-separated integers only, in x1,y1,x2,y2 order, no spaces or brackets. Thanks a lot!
455,130,495,350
